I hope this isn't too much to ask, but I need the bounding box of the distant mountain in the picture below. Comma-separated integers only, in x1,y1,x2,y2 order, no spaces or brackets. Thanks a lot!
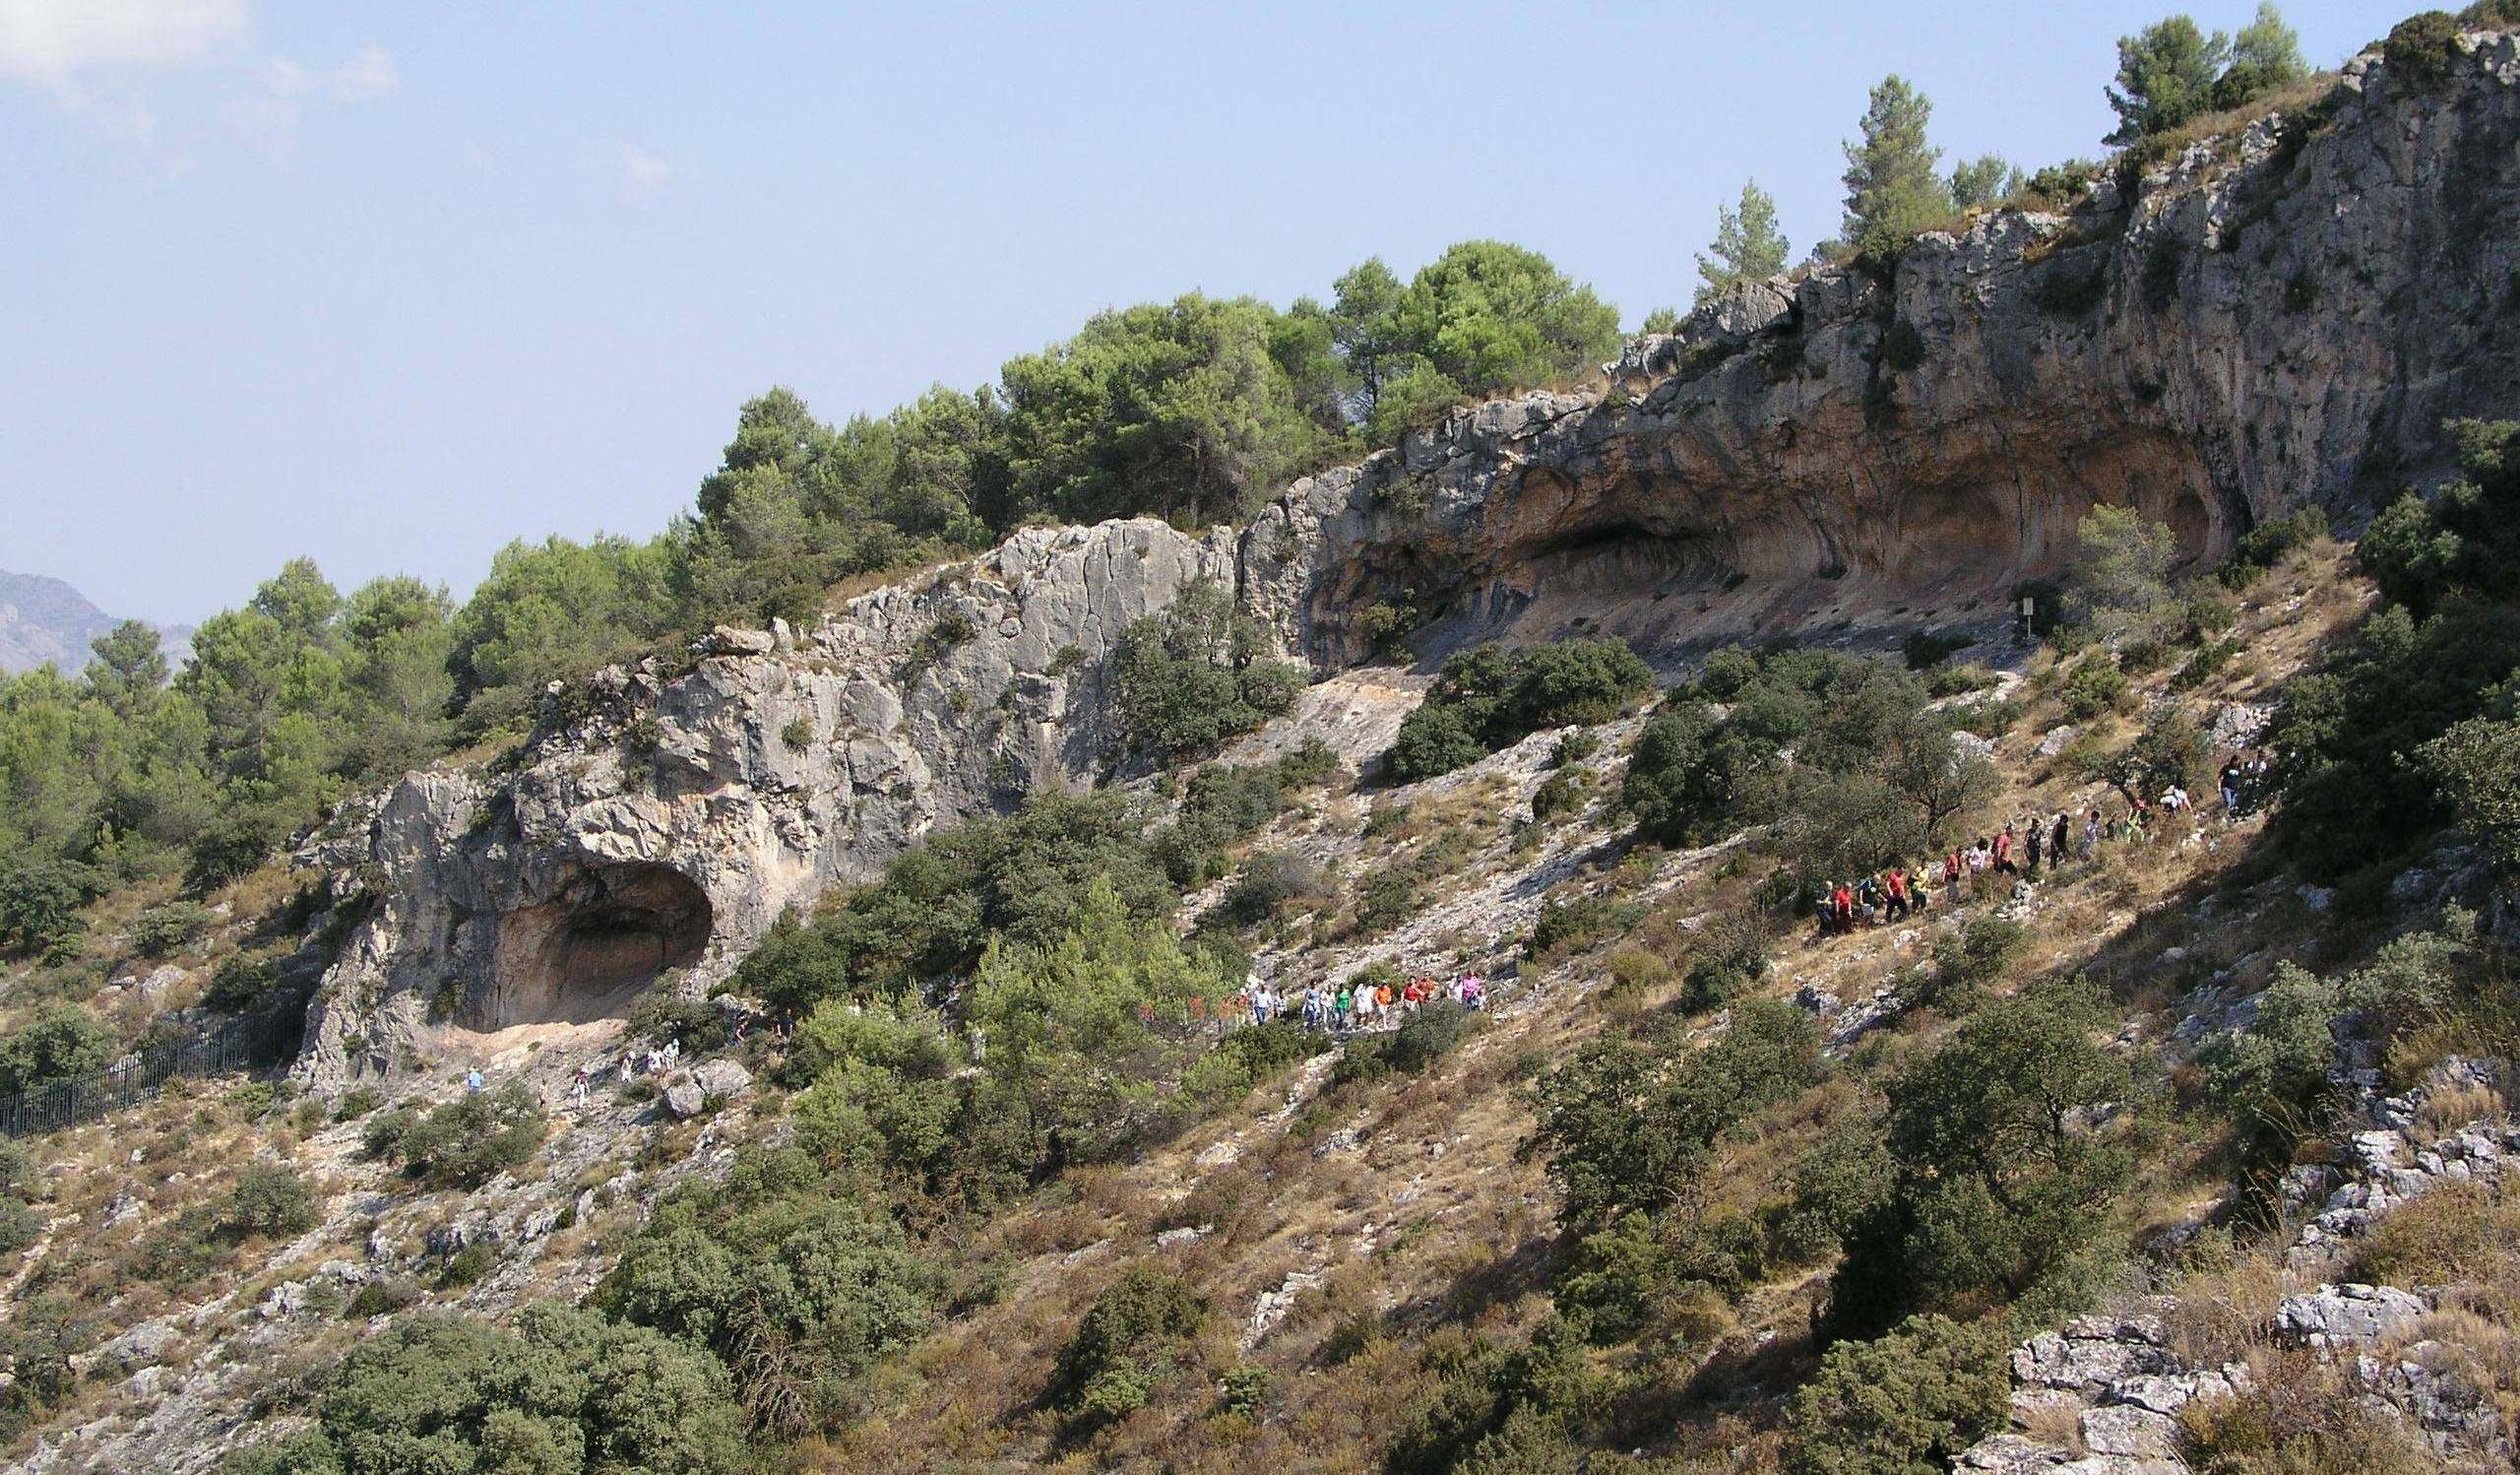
0,570,192,676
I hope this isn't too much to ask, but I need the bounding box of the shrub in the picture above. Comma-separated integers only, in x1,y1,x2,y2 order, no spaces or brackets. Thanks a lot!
1917,662,1987,700
1552,729,1600,764
1386,638,1654,783
1211,850,1318,930
1530,892,1640,955
1528,998,1822,1230
596,1147,946,1436
1355,868,1422,934
224,1164,317,1240
205,952,282,1012
1531,766,1591,821
1786,1314,2009,1475
246,1305,748,1474
1902,630,1972,670
0,859,100,959
1683,910,1771,1011
343,1276,418,1319
2383,11,2466,92
1220,1364,1272,1416
779,715,815,748
2219,506,2328,588
623,991,728,1055
1108,578,1305,761
2023,159,2102,206
1921,917,2025,1009
131,901,215,958
1050,1267,1208,1425
2424,715,2520,874
2059,658,2130,720
0,1197,39,1257
0,1003,115,1095
1881,318,1927,370
362,1082,547,1189
1826,988,2135,1339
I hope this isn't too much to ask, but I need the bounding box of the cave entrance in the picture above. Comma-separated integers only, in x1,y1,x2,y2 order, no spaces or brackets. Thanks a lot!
484,864,712,1029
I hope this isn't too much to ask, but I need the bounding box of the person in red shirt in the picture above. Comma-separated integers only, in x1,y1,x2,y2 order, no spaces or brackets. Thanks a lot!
1992,823,2017,875
1831,882,1856,932
1884,866,1910,921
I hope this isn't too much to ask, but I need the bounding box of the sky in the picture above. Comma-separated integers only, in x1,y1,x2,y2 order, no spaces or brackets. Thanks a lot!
1,0,2398,626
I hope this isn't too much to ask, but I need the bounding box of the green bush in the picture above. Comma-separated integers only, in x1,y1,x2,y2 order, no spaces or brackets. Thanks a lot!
2059,658,2130,720
1786,1314,2009,1475
1920,917,2025,1009
130,901,215,958
1387,638,1654,783
1825,988,2134,1340
1050,1266,1208,1426
0,859,100,959
1530,766,1591,821
623,992,728,1055
730,789,1175,1007
224,1164,317,1240
1211,850,1318,930
1902,630,1972,670
2219,506,2328,588
597,1146,947,1436
0,1002,115,1095
0,1197,40,1257
1528,997,1822,1231
1334,1000,1478,1086
1683,910,1773,1012
1107,578,1305,761
1219,1364,1273,1417
225,1305,747,1475
205,952,282,1012
361,1082,547,1189
2383,11,2465,92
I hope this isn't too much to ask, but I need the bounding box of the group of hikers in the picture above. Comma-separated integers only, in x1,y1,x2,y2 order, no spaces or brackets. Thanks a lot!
1234,973,1486,1034
1818,748,2275,935
563,1036,689,1106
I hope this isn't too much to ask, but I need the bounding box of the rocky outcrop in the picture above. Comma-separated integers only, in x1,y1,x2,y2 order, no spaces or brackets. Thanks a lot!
1957,1054,2517,1474
297,32,2520,1086
294,519,1235,1087
1260,32,2520,667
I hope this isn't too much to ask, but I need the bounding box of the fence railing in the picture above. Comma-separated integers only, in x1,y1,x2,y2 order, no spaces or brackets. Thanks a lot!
0,1006,302,1138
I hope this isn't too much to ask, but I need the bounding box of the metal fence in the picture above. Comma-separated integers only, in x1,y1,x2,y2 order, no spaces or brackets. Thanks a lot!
0,1006,301,1138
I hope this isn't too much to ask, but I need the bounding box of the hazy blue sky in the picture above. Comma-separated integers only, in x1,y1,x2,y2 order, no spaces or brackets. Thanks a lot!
3,0,2394,624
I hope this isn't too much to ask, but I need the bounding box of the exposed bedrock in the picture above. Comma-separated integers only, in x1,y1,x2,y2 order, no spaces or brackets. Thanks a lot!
294,33,2520,1086
1251,35,2520,666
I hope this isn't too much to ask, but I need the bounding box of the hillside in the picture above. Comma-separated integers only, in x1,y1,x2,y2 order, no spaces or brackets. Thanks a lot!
6,13,2520,1475
0,570,194,677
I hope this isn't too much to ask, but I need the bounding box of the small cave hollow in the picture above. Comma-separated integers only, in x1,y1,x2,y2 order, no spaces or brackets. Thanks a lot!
483,864,713,1030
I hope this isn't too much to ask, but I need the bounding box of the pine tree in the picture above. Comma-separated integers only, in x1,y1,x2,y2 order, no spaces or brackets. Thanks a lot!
2106,16,2232,145
1694,180,1790,305
2218,2,2308,109
1841,77,1952,263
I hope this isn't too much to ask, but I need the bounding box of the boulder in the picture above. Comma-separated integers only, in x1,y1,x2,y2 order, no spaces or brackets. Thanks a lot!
693,1058,753,1100
663,1078,707,1119
2273,1283,2431,1347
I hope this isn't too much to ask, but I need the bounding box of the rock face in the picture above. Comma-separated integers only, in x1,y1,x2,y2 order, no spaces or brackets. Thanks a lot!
295,519,1237,1087
297,32,2520,1087
1259,33,2520,669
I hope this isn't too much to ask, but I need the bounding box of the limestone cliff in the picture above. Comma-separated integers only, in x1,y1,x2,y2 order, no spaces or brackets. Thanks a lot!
295,32,2520,1088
